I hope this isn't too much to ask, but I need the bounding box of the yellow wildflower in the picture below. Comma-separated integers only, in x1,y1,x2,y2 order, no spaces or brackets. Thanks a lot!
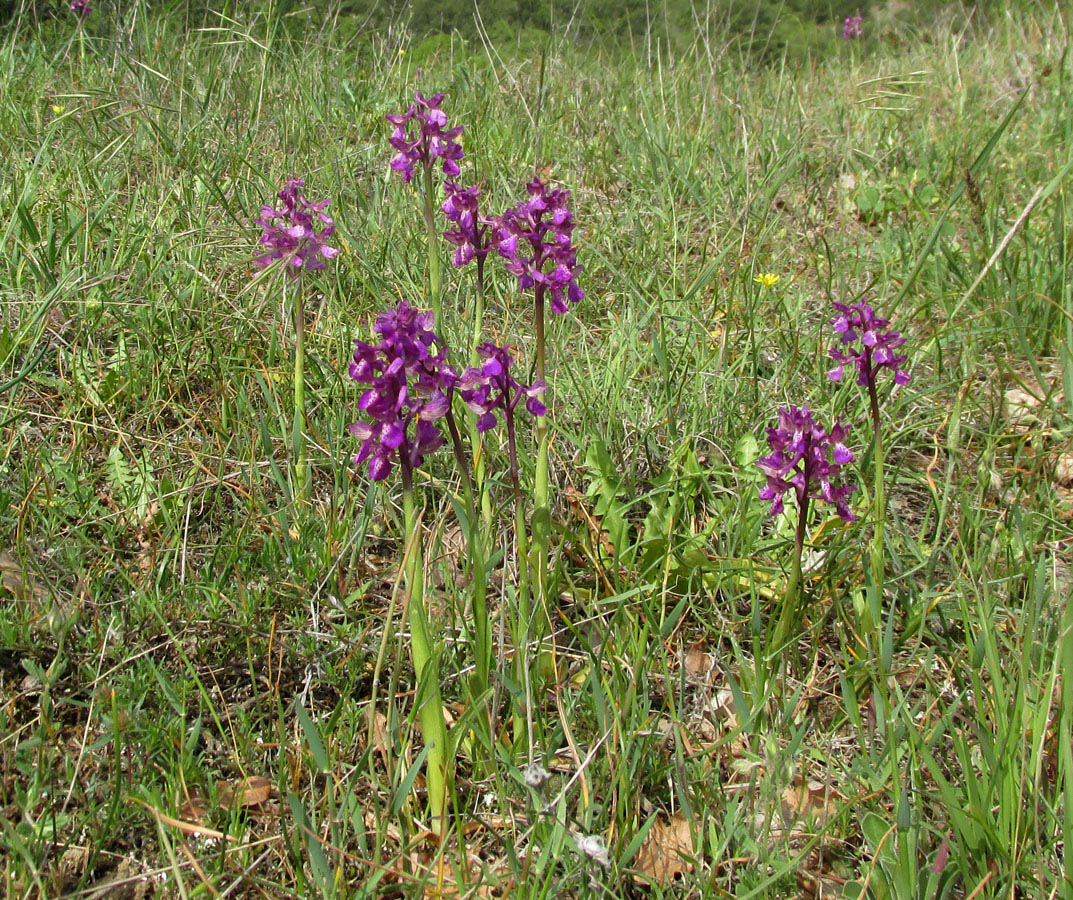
753,273,780,287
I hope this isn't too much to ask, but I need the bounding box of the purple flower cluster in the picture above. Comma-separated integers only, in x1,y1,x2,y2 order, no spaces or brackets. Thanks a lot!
828,301,910,388
387,92,464,184
459,344,546,434
70,0,90,16
757,407,856,522
842,14,863,39
348,303,455,481
382,91,585,315
349,303,545,482
494,178,584,314
442,182,492,268
255,178,339,272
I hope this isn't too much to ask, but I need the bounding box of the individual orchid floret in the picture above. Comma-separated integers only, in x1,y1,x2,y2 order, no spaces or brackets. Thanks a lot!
255,178,339,271
70,0,91,16
459,343,547,434
494,178,584,315
442,182,492,268
756,407,856,522
842,14,863,39
386,91,464,183
349,302,456,481
827,301,910,389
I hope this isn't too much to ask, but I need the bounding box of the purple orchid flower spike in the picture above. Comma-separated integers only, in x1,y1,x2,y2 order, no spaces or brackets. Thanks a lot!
458,342,545,496
494,178,584,315
348,302,457,482
758,407,856,662
386,91,464,183
255,178,339,272
459,343,547,434
368,301,442,370
756,407,856,523
827,301,910,389
70,0,91,17
442,182,493,269
842,14,863,39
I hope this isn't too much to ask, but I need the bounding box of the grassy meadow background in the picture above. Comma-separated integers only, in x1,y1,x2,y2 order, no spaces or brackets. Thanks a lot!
1,1,1072,897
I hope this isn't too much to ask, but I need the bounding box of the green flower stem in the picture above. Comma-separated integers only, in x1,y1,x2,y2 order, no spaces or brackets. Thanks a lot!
534,285,547,383
512,499,535,752
471,258,487,361
466,524,490,714
470,263,493,531
291,281,309,503
867,378,885,636
506,416,534,752
423,164,442,327
531,286,552,648
771,492,808,664
401,473,450,835
865,378,891,728
444,410,490,713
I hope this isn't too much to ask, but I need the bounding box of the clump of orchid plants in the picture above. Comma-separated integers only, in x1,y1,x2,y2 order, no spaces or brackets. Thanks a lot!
348,301,546,831
752,290,911,667
369,91,584,795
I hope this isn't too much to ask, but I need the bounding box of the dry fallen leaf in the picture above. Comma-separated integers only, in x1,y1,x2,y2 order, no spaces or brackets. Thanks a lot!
796,865,848,900
781,776,838,828
178,791,208,823
1056,484,1073,518
632,813,695,885
364,810,405,846
684,642,712,684
708,688,739,726
216,775,274,808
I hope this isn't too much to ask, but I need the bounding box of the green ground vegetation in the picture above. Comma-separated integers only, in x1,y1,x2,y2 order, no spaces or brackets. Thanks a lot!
1,2,1072,898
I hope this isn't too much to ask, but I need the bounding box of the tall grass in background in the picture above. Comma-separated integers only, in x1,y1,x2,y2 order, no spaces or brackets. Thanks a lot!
0,1,1071,897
